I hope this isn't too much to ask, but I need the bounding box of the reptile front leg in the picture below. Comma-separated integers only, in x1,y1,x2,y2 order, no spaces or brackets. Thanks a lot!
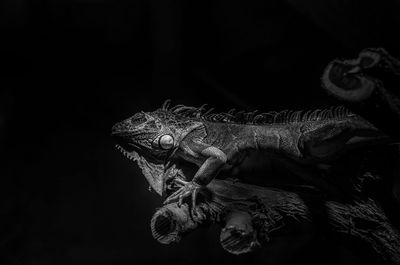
164,144,227,214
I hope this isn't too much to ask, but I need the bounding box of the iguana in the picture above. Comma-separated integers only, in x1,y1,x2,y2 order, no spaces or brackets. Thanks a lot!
112,101,386,208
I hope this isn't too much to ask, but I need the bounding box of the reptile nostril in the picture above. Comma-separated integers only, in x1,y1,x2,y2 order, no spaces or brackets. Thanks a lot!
111,123,122,135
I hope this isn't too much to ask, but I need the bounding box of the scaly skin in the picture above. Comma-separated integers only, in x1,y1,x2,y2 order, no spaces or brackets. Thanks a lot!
112,101,385,212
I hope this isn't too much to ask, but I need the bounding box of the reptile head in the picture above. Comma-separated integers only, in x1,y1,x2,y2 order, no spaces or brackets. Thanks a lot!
112,104,203,195
112,111,178,161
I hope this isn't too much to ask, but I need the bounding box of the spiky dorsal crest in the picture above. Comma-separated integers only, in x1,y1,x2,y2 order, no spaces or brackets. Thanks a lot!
160,100,354,125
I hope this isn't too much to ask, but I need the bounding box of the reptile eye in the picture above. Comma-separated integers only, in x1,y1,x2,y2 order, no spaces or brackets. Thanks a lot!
159,134,174,150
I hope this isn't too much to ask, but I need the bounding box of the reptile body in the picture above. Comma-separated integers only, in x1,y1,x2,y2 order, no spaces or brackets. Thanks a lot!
112,101,385,207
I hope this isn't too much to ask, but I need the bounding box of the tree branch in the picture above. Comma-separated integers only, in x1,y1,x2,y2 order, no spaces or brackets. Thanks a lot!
151,178,400,263
321,47,400,140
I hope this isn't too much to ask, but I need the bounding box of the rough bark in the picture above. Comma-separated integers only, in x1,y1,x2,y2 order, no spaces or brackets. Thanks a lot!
321,47,400,140
219,210,260,254
151,178,400,263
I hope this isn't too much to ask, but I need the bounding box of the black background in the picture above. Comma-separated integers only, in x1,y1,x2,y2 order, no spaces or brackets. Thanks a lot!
2,0,400,264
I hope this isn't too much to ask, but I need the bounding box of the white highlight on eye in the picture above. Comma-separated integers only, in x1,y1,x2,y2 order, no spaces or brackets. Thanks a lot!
159,134,174,150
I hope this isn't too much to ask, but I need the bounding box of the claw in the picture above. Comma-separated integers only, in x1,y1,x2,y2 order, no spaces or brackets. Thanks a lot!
175,178,188,186
192,188,198,210
163,181,202,210
190,188,200,218
163,187,182,205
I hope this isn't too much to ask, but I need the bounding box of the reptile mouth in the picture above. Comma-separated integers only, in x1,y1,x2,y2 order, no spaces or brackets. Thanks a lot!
115,144,138,161
115,141,165,164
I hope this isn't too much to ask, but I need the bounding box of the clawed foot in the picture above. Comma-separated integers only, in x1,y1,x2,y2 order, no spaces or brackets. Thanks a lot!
164,179,202,216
